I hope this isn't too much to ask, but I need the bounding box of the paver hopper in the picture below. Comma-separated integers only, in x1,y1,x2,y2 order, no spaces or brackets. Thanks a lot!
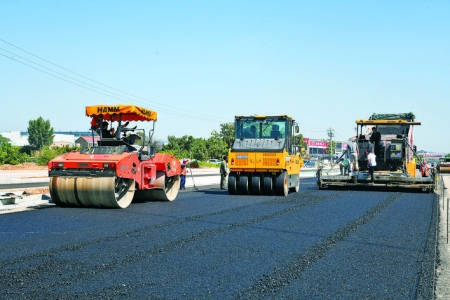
48,104,182,208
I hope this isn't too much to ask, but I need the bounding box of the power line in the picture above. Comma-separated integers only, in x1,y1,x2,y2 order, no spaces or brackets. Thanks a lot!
0,51,208,121
0,38,229,124
327,127,335,140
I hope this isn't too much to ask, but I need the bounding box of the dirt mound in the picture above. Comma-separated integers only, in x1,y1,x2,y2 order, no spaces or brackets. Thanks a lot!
24,187,50,195
0,162,47,171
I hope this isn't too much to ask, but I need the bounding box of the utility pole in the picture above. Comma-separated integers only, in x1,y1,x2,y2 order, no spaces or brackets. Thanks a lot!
327,127,335,160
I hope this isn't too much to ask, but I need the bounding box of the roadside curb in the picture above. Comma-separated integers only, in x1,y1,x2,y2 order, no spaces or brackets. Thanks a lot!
0,194,53,214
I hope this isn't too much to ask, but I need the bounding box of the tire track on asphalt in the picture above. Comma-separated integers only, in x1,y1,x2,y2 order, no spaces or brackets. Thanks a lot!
0,191,340,296
236,192,402,299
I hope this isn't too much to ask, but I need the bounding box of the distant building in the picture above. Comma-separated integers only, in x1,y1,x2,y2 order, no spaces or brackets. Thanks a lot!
75,136,100,148
53,131,93,138
52,134,75,147
0,131,30,146
304,138,347,158
19,131,92,138
0,131,75,147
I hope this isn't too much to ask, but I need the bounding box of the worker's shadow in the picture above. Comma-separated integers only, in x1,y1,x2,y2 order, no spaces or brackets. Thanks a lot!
193,188,228,195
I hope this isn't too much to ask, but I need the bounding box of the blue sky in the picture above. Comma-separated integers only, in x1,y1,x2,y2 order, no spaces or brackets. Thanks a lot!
1,1,449,153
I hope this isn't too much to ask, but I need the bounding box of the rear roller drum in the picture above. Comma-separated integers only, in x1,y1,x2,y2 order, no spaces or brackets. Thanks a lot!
440,167,450,173
134,171,180,201
50,176,135,208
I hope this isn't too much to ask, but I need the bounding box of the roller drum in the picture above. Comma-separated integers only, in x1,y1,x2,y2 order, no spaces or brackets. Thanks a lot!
134,171,180,201
440,166,450,173
50,176,135,208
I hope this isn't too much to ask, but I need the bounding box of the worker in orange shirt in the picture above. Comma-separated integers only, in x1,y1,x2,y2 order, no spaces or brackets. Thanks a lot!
180,159,188,190
420,160,429,177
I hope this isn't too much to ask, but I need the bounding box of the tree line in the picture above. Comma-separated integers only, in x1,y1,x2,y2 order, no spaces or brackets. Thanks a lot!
0,117,236,165
0,117,311,166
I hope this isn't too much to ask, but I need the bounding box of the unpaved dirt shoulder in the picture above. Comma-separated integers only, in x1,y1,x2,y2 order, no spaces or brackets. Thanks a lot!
0,162,47,171
0,163,48,195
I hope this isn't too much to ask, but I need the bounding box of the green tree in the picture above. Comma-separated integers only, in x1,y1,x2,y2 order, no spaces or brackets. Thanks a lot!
0,134,28,165
27,117,54,150
35,146,60,166
207,130,229,159
325,140,338,158
294,134,307,152
416,154,424,163
35,145,80,166
219,122,234,148
161,134,227,161
190,138,208,161
161,135,189,158
163,135,181,151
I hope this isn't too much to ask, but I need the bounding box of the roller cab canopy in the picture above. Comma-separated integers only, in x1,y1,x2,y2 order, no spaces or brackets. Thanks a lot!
86,104,158,122
356,112,420,126
355,119,421,126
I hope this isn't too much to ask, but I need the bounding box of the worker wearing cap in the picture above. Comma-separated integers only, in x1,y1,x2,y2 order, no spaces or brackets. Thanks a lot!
180,159,188,190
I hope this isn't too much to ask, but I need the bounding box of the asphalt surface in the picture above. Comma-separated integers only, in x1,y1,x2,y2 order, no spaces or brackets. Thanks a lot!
0,174,439,299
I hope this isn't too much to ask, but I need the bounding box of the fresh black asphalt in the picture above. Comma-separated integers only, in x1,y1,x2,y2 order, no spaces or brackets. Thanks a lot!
0,177,437,299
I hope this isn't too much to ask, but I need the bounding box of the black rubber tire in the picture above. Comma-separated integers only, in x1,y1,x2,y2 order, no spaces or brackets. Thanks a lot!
276,171,288,196
263,173,274,195
239,174,250,195
251,173,262,195
228,172,238,195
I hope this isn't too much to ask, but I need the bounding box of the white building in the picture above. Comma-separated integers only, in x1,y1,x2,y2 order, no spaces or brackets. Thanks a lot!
0,131,75,147
0,131,29,146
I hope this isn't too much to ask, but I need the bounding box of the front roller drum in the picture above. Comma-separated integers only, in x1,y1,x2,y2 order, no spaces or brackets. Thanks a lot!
134,171,180,201
50,176,135,209
439,166,450,173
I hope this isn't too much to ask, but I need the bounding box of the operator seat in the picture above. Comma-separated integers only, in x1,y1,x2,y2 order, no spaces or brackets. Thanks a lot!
270,125,281,139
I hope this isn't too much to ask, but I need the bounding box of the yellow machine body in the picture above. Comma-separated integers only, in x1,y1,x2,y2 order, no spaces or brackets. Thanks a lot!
227,115,304,196
229,150,302,175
